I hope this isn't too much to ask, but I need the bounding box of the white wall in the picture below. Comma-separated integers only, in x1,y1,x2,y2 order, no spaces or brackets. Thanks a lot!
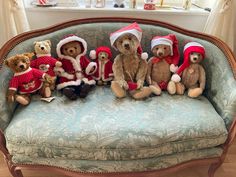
25,7,209,32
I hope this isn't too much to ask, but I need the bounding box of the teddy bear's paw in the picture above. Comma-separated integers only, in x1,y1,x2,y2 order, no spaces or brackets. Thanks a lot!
149,85,161,95
171,74,181,83
167,81,176,95
137,80,144,89
44,87,52,98
188,88,203,98
55,61,62,67
117,80,129,90
170,64,179,73
111,81,126,98
15,95,30,106
176,83,185,95
132,87,152,100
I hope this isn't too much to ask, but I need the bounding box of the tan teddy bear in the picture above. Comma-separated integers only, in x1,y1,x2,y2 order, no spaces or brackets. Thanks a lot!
171,42,206,98
5,53,53,106
109,22,151,99
30,40,62,90
146,34,180,95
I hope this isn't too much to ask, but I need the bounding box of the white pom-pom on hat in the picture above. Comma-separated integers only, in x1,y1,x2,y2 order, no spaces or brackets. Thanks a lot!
141,52,148,60
171,74,181,83
89,50,96,60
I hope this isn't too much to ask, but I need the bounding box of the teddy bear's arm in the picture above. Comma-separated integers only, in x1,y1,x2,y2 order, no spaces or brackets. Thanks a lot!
136,59,148,88
199,65,206,90
146,59,153,85
112,55,125,81
7,90,16,103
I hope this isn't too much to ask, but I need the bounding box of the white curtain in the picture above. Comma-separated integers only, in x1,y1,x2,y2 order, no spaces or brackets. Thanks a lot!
204,0,236,54
0,0,30,47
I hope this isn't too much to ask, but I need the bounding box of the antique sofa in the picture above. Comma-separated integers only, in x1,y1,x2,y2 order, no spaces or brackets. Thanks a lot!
0,18,236,177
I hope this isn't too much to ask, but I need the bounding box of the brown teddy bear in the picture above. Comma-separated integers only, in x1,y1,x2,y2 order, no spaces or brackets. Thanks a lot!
171,42,206,98
109,22,151,99
89,46,114,86
55,34,97,100
30,40,62,90
5,53,53,106
146,34,180,95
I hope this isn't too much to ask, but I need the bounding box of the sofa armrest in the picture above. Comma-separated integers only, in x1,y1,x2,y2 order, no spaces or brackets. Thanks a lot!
203,41,236,130
0,67,15,131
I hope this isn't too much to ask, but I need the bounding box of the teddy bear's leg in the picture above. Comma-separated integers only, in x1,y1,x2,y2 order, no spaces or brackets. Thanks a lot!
49,77,56,90
149,83,162,96
111,81,126,98
167,81,176,95
188,87,203,98
63,87,78,100
15,94,31,106
131,87,152,100
176,82,185,95
78,83,91,98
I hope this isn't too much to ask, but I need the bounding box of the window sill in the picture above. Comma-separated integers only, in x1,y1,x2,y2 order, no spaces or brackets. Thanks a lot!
26,4,209,16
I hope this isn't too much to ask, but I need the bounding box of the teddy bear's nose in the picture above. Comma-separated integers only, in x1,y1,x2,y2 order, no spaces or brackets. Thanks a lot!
41,47,44,50
159,52,163,56
19,65,24,69
193,57,198,61
69,49,74,53
124,44,130,48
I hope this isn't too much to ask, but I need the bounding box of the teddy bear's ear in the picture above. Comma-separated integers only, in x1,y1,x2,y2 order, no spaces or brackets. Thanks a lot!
33,41,38,45
4,59,9,67
23,53,35,59
45,40,51,47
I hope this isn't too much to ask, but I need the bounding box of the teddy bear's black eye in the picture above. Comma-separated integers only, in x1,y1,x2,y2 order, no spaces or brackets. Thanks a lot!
197,54,200,57
119,40,123,44
156,47,159,50
14,63,17,66
164,47,167,50
128,37,132,40
65,48,68,51
74,47,77,49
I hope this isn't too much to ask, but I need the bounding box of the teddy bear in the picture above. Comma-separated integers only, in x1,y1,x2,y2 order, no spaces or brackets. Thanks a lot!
89,46,114,86
171,42,206,98
54,34,97,100
110,22,152,100
30,40,62,90
146,34,180,95
113,0,125,7
5,53,53,106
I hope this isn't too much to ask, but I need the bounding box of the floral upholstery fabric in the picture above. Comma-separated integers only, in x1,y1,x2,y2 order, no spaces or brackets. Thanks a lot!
5,87,227,161
11,147,222,173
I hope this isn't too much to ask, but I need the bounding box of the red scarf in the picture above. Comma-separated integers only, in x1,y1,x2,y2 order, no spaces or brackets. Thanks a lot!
152,57,173,65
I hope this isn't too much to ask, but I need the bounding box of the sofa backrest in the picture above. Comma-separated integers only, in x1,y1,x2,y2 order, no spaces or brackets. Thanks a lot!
0,18,236,131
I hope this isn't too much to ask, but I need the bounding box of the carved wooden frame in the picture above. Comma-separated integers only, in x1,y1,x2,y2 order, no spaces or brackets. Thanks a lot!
0,17,236,177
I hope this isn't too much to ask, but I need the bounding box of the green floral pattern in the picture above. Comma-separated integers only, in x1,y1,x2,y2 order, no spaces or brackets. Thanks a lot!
5,87,227,161
11,147,222,173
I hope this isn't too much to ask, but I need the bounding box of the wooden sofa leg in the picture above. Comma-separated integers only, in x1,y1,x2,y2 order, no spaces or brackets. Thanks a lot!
208,161,222,177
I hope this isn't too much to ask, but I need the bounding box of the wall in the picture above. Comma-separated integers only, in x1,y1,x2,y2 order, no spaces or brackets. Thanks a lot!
25,7,209,32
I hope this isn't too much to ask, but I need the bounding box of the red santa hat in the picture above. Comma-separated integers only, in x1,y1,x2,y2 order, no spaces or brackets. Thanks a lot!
90,46,112,60
109,22,148,60
110,22,142,48
151,34,180,65
171,42,205,82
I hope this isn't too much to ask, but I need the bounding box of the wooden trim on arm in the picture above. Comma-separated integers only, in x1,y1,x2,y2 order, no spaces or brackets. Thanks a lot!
0,17,236,78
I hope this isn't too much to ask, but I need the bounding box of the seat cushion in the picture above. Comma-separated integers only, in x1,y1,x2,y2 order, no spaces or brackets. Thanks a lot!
5,87,228,161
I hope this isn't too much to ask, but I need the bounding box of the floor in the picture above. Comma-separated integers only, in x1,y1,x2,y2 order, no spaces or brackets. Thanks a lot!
0,140,235,177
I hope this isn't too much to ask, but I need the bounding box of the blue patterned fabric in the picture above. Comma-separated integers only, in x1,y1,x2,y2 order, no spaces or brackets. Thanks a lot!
11,147,223,173
5,87,227,161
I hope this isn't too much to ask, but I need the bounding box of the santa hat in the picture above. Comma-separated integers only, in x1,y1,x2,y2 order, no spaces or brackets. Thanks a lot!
110,22,142,49
171,42,205,82
90,46,112,60
110,22,148,60
151,34,180,65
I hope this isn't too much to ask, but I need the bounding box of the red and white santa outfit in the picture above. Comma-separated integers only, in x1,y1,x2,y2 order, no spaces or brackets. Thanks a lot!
110,22,148,60
9,67,45,94
171,42,205,82
90,46,114,82
151,34,180,72
30,54,58,77
55,35,97,90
